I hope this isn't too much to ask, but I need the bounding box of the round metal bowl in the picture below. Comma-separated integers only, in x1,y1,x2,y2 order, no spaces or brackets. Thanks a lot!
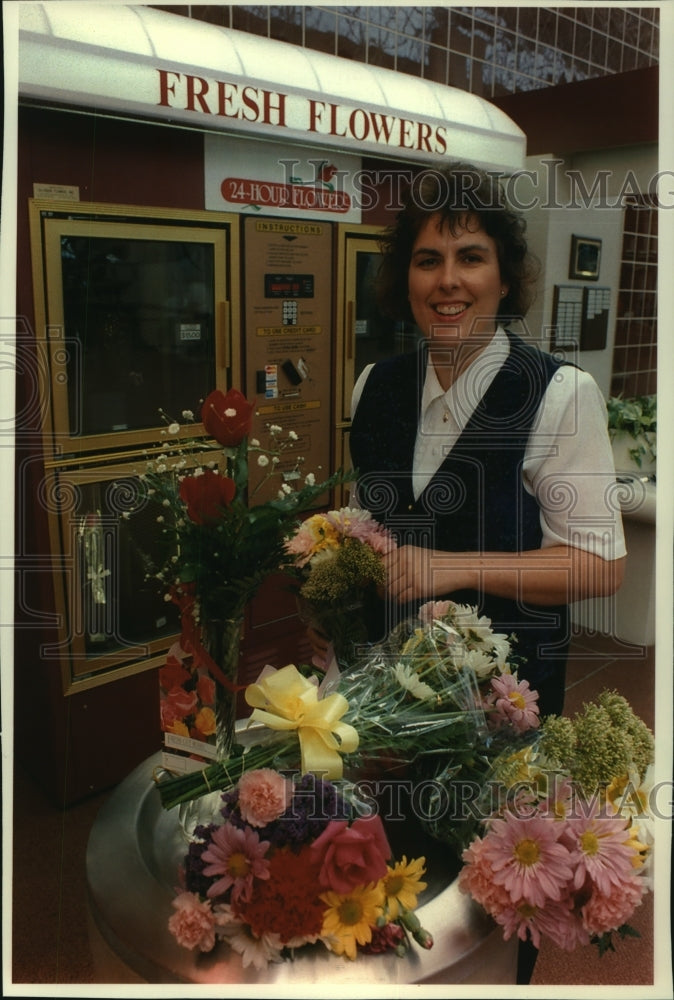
86,752,517,985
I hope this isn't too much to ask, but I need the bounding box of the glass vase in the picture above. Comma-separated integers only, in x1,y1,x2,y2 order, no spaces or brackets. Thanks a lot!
201,615,244,761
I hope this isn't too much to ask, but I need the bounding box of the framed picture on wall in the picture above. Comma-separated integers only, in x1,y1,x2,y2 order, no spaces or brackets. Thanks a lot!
569,235,602,280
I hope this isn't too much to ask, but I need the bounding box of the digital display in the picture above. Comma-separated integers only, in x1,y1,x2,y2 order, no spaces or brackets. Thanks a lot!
264,273,314,298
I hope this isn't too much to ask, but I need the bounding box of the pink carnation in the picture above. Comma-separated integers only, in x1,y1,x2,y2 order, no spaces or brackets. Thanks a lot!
362,921,406,954
309,815,391,894
459,836,513,916
485,673,540,732
581,874,645,936
168,891,216,952
237,768,292,827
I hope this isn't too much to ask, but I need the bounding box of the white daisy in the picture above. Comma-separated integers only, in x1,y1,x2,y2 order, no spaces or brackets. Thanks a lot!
394,663,435,700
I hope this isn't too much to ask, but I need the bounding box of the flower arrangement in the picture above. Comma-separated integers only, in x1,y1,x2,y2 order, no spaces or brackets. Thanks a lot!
458,690,655,955
284,506,397,667
155,598,539,813
136,388,351,627
135,387,351,761
167,768,432,968
155,598,655,965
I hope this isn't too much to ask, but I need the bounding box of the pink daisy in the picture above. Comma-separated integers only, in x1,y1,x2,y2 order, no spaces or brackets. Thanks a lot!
201,823,271,904
481,811,574,908
496,896,589,951
325,507,396,554
485,673,540,732
563,801,640,896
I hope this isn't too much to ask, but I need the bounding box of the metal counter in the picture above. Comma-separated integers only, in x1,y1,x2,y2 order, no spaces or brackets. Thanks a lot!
86,751,517,985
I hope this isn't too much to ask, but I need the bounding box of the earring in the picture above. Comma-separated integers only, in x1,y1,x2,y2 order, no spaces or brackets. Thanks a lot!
500,290,506,296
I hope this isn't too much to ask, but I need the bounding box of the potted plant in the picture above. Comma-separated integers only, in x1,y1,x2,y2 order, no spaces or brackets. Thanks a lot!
606,394,656,474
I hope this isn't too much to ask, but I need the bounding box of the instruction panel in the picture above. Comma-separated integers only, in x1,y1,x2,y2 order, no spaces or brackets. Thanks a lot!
243,217,334,500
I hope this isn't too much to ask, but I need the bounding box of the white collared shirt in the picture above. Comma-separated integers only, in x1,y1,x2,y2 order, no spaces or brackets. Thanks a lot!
351,326,626,560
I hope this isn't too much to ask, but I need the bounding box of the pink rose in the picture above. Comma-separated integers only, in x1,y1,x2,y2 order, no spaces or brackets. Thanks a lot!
237,769,292,827
309,815,391,893
166,685,198,719
168,892,216,952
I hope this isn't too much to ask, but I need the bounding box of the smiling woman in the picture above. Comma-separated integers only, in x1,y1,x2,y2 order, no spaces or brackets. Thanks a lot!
407,218,506,386
346,162,626,721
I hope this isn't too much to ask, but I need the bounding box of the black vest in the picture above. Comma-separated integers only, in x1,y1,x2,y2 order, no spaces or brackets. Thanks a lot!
350,331,571,711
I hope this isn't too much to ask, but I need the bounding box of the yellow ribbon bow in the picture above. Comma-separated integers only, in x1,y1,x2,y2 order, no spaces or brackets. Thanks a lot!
245,664,359,779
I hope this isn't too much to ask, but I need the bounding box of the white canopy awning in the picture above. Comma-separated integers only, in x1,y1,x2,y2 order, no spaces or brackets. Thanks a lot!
18,3,526,172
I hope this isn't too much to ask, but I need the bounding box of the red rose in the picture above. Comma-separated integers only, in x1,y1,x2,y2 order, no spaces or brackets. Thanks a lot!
201,388,255,447
179,470,236,525
309,815,391,894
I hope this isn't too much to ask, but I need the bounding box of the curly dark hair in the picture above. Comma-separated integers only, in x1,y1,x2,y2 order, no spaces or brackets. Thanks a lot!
376,162,539,322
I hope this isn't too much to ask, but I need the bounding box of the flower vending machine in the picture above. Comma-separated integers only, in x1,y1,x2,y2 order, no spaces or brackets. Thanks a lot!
27,199,240,695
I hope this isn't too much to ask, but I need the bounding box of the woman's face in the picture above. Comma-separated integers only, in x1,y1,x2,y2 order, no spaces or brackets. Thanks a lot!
407,214,507,348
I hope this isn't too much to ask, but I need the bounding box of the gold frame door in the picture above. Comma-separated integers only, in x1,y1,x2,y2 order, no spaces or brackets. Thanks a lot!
335,226,381,506
40,452,181,693
29,200,241,460
335,225,421,505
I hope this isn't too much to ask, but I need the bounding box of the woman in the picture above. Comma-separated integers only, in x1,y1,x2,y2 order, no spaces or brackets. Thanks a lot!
347,162,626,719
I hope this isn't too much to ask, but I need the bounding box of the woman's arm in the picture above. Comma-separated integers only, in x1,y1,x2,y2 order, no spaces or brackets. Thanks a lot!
384,543,626,607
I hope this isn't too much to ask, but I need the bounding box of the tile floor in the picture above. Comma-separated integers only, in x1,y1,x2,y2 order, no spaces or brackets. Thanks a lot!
9,628,663,989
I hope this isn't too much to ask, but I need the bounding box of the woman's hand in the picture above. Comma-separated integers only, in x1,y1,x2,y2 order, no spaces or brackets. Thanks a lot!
384,543,625,607
383,545,474,604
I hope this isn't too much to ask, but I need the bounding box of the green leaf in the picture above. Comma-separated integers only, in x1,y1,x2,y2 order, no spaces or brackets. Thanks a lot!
618,923,641,940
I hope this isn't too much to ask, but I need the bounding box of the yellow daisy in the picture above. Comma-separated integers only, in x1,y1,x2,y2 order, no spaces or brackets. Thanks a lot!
381,856,427,921
320,883,385,960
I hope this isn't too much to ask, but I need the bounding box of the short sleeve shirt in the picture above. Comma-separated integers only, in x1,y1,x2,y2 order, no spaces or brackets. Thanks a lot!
351,326,626,560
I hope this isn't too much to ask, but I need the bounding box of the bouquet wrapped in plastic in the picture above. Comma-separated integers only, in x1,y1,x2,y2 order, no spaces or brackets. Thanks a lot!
155,599,539,818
